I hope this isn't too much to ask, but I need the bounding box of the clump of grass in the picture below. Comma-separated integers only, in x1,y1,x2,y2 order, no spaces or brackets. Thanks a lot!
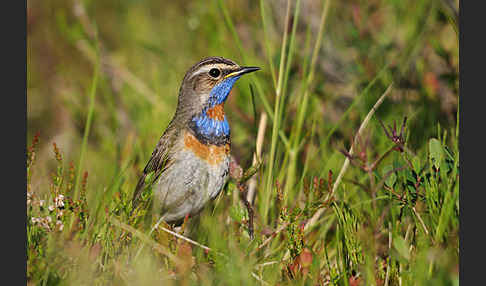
27,138,90,283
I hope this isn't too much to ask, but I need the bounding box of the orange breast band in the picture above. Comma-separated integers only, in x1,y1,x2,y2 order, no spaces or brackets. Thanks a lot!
184,132,230,165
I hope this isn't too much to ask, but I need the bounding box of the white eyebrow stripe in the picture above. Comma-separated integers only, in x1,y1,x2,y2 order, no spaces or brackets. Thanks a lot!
189,66,213,78
189,63,237,79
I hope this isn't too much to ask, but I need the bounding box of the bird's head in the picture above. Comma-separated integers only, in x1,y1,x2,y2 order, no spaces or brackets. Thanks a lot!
175,57,260,143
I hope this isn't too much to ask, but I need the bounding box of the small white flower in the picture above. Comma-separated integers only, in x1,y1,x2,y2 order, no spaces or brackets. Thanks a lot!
30,217,52,231
27,192,33,206
55,195,65,208
48,205,55,212
39,218,51,231
39,200,45,207
56,220,64,231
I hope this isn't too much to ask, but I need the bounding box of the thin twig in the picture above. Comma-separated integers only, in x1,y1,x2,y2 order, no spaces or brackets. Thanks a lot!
157,225,226,257
251,272,270,285
412,206,429,235
369,146,397,171
239,183,255,240
332,84,394,196
384,185,404,201
375,165,409,195
255,261,279,269
251,222,289,255
109,217,181,264
304,83,394,232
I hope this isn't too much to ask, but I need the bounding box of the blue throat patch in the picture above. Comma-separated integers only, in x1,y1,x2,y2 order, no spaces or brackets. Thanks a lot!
190,76,241,143
208,75,241,106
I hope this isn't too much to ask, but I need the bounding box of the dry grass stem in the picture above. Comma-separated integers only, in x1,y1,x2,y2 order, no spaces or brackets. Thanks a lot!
247,112,268,203
304,83,394,232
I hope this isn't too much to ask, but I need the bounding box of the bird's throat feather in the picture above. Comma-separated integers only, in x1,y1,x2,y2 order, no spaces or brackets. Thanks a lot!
189,76,240,145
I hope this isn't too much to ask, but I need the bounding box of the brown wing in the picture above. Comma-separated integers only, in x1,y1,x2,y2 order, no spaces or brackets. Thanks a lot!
131,123,178,212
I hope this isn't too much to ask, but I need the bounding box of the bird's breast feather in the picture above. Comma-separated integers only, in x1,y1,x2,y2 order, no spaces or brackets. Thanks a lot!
183,131,230,165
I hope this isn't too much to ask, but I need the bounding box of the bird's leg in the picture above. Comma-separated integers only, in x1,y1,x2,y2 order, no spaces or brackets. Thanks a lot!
175,213,191,235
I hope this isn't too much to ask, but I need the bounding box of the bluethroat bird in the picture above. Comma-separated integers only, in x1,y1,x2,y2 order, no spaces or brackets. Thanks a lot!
132,57,260,225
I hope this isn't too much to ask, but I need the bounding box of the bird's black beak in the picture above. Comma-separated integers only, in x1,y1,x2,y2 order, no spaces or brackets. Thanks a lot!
224,66,260,78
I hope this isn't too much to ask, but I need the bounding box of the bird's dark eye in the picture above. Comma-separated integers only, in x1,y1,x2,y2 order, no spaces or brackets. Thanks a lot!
209,68,221,78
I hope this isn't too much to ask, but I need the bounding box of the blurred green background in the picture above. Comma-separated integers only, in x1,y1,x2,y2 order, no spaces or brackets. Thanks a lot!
27,0,458,192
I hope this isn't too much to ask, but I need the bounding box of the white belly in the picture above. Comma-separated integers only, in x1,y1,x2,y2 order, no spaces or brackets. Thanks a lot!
153,148,230,223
